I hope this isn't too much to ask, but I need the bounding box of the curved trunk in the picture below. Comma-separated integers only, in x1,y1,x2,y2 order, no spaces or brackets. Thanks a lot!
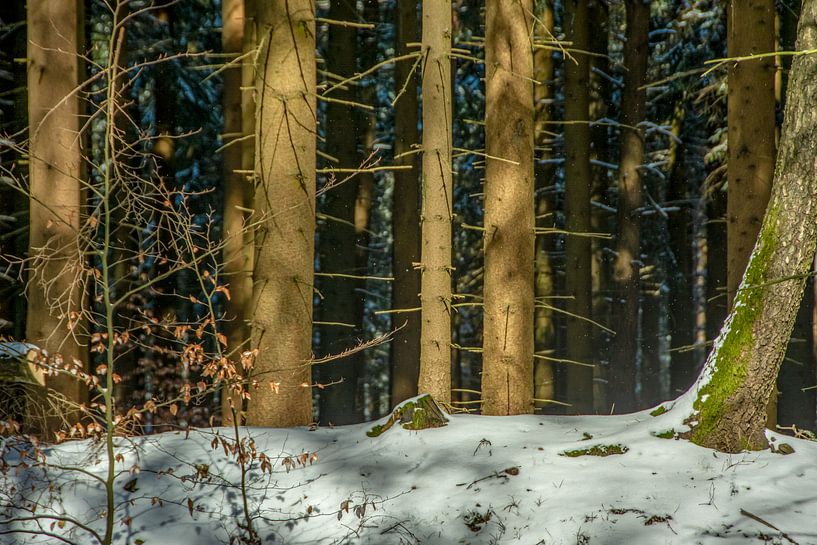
689,0,817,452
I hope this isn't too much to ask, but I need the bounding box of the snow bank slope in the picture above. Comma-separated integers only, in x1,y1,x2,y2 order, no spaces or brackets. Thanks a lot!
2,406,816,544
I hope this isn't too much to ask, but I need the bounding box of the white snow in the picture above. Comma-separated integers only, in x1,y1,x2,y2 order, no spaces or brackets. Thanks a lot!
2,401,816,545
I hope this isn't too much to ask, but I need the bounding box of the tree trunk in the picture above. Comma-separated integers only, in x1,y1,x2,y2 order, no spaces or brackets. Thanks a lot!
690,0,817,452
609,0,649,413
316,0,362,425
417,0,453,405
26,0,86,415
391,0,422,406
221,0,253,425
481,0,535,416
563,0,594,413
246,0,315,427
726,0,776,308
533,1,556,410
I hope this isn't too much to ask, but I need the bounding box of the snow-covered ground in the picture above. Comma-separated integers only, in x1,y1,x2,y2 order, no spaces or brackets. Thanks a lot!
2,396,816,545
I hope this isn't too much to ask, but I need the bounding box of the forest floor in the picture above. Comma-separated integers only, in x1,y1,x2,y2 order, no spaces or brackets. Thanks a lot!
2,393,817,545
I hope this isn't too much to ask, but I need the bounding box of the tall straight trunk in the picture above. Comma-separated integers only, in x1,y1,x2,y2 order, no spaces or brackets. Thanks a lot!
610,0,649,413
533,1,556,409
690,0,817,452
391,0,422,406
26,0,86,413
667,106,696,396
726,0,776,307
221,0,252,424
417,0,453,404
563,0,593,413
481,0,535,416
316,0,362,425
246,0,315,427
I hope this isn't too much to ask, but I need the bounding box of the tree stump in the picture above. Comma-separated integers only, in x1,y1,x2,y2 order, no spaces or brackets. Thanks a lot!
367,394,448,437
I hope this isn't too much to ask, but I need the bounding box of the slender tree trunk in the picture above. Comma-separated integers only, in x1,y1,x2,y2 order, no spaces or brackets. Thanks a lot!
316,0,362,425
481,0,534,416
609,0,649,413
563,0,594,413
690,0,817,452
533,1,556,409
221,0,253,425
26,0,87,415
391,0,422,406
417,0,453,404
726,0,776,308
246,0,315,427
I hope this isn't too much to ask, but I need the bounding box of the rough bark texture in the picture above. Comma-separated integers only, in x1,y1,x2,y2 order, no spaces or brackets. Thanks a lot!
246,0,315,427
533,1,556,409
418,0,453,404
26,0,86,412
563,0,593,413
221,0,253,425
391,0,422,405
481,0,535,416
610,0,649,414
691,0,817,452
726,0,776,308
316,0,362,425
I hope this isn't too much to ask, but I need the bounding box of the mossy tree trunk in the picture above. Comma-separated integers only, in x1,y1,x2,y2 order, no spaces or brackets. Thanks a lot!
418,0,453,405
246,0,315,427
690,0,817,452
481,0,535,415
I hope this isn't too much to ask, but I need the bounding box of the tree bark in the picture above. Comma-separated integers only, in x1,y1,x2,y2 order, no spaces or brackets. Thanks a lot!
26,0,87,415
481,0,535,416
316,0,363,425
391,0,422,406
563,0,594,413
246,0,315,427
726,0,776,308
221,0,253,425
533,1,556,409
417,0,453,404
610,0,649,413
690,0,817,452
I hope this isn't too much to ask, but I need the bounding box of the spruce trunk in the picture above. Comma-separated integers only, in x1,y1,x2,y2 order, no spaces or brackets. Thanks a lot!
418,0,453,404
610,0,649,413
246,0,315,427
690,0,817,452
481,0,535,415
26,0,86,416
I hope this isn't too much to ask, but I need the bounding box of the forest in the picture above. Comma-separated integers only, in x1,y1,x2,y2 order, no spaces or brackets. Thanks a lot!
1,0,817,543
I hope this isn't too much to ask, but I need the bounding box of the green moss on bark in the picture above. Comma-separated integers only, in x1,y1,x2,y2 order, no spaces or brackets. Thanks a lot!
690,205,778,448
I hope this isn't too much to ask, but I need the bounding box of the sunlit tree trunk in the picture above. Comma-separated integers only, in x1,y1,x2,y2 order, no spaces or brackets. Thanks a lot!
221,0,253,425
246,0,315,427
417,0,453,404
610,0,649,413
26,0,86,415
689,0,817,452
563,0,593,413
481,0,534,415
391,0,422,406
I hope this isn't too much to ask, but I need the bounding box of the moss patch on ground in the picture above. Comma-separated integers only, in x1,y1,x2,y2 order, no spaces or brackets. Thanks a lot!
560,444,629,457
